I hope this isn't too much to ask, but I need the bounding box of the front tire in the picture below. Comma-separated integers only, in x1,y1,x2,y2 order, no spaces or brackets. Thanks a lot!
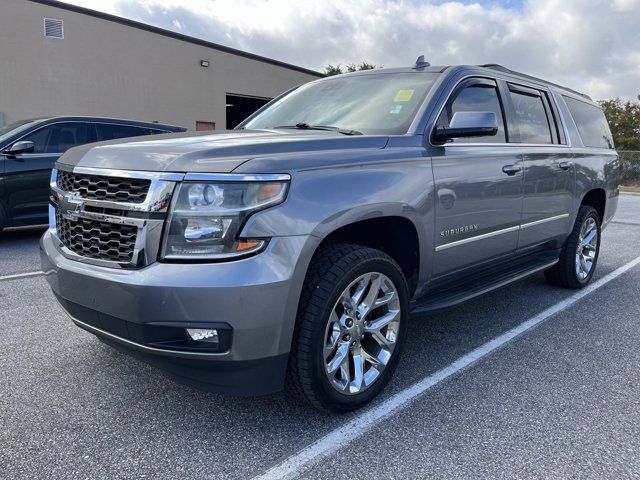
288,244,409,413
545,205,601,289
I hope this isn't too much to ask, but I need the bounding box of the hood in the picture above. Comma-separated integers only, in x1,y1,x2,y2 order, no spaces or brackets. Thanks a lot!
58,130,390,173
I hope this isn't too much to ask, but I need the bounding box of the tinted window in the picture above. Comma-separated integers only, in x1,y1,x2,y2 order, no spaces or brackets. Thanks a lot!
96,124,149,141
20,122,89,153
437,83,506,143
243,72,440,135
509,90,552,144
22,128,50,153
563,96,614,149
0,119,43,145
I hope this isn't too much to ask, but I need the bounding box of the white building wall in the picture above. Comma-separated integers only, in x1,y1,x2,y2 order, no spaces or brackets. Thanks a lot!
0,0,321,129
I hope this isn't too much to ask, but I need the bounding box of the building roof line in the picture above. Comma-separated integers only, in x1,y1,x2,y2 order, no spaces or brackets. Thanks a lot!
28,0,324,78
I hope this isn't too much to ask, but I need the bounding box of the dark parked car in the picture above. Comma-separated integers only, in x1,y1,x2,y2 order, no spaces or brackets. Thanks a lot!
0,116,185,230
42,61,619,412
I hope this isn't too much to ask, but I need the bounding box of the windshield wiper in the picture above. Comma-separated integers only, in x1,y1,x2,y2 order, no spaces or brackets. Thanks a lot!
274,123,362,136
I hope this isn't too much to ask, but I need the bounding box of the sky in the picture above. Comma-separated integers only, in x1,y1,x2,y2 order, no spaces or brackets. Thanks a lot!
58,0,640,101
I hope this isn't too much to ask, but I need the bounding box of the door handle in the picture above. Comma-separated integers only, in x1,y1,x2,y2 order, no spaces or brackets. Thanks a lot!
502,164,522,176
559,161,574,171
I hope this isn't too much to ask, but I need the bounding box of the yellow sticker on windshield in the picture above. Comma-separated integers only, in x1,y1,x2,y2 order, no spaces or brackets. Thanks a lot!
394,89,414,102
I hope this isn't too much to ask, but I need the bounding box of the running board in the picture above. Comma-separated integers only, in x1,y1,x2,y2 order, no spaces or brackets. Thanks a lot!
411,258,558,315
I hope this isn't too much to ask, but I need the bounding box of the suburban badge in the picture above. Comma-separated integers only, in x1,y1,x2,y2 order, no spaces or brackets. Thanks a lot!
440,224,479,237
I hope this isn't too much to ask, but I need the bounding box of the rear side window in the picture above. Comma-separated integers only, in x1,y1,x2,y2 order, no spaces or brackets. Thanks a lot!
20,122,89,153
95,124,149,141
563,96,614,149
508,88,553,144
437,83,507,143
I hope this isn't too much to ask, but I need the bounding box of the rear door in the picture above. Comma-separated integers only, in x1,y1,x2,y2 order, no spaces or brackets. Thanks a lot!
431,78,524,279
3,121,92,225
506,84,575,251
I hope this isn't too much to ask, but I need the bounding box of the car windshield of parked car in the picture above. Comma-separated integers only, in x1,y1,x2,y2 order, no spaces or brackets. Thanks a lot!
0,119,44,145
242,72,440,135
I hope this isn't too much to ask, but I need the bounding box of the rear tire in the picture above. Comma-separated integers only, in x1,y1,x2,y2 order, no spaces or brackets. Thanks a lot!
288,244,409,413
0,205,6,233
545,206,601,289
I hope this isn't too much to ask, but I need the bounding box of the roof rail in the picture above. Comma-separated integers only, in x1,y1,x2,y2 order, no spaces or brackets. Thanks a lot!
479,64,592,100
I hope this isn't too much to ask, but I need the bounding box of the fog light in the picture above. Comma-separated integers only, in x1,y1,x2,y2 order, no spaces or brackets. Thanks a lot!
186,328,219,343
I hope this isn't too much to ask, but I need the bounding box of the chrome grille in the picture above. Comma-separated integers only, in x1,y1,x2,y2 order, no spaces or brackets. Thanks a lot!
56,170,151,204
55,211,137,263
51,167,179,269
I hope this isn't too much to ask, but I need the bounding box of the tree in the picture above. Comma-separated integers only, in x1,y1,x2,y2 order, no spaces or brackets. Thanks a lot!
324,64,344,76
324,61,381,76
599,96,640,150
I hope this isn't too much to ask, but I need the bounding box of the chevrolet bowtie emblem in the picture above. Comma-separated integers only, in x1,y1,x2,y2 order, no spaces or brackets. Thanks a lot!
59,192,85,221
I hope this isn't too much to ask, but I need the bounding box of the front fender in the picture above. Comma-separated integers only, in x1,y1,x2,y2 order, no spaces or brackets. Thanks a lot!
242,158,435,288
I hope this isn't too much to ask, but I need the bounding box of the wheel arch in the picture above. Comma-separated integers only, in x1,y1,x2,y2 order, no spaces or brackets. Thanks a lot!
309,215,421,297
580,188,606,223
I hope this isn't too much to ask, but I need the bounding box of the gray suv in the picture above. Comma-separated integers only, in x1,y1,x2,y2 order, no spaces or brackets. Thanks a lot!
41,60,619,412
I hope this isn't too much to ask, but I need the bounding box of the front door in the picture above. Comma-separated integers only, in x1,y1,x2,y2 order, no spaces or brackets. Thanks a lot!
431,78,523,279
3,122,91,225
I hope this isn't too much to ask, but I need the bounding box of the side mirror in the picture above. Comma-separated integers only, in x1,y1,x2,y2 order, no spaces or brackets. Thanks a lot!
3,140,35,156
432,111,498,144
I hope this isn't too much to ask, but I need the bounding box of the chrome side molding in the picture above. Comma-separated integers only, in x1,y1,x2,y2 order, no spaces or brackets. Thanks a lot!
436,213,570,251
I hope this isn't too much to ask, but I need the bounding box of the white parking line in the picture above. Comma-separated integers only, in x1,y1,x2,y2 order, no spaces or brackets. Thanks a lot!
612,220,640,227
253,255,640,480
0,271,44,282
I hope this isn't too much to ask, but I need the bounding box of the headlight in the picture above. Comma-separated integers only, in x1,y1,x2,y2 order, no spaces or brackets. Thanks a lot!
161,179,289,260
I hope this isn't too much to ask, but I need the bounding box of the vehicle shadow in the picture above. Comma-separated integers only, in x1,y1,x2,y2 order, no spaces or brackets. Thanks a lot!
53,270,574,478
0,225,47,242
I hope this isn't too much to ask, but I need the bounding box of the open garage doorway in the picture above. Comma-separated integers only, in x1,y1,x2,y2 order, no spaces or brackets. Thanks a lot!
226,94,271,129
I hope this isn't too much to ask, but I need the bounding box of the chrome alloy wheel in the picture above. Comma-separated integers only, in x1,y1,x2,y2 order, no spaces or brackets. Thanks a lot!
576,216,598,280
323,272,401,395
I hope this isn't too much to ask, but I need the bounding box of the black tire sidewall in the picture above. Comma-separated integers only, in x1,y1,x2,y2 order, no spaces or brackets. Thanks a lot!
0,203,6,230
308,254,409,411
570,207,601,286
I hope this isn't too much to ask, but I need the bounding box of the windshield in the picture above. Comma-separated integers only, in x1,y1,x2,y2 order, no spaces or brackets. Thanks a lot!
0,119,43,145
242,72,440,135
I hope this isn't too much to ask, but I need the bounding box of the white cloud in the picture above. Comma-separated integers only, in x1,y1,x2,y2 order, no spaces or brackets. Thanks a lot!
59,0,640,100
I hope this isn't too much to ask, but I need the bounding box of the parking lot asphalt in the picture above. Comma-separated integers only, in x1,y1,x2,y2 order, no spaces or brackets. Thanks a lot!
0,225,46,277
1,195,639,479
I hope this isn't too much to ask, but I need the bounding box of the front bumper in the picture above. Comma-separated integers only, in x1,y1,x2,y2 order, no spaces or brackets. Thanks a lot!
41,230,320,395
